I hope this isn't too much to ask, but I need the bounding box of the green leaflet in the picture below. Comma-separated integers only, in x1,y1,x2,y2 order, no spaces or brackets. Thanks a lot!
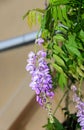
23,8,44,20
37,13,42,24
61,53,69,62
65,34,83,59
65,44,82,58
52,6,58,21
27,11,33,27
23,8,44,28
53,34,65,42
82,13,84,19
69,70,78,80
53,54,65,67
57,5,70,26
61,6,70,27
79,64,84,71
66,34,77,47
53,4,70,27
52,63,63,73
57,6,63,22
65,34,82,58
58,73,67,89
41,7,52,30
41,29,50,39
31,11,36,25
77,67,84,77
79,30,84,42
53,45,64,54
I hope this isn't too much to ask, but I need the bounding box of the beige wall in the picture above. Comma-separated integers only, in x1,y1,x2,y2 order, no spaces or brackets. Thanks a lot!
0,1,69,130
0,0,46,129
0,0,44,41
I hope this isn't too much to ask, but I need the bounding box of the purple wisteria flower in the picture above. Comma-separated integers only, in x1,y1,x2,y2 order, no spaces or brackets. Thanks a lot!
35,38,44,45
71,85,84,130
26,50,54,106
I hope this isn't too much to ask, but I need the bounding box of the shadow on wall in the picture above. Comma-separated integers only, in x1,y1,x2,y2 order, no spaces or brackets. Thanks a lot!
9,95,39,130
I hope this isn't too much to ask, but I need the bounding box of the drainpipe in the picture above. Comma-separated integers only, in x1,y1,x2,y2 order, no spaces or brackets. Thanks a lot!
0,31,38,52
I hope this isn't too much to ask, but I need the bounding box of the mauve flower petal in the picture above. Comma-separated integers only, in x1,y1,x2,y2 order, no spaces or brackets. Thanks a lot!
80,121,84,127
37,50,46,57
35,88,40,94
71,85,77,92
35,38,44,45
82,127,84,130
28,51,35,58
36,96,43,106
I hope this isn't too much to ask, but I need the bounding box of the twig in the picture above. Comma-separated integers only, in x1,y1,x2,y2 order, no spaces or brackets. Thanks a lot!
53,89,68,115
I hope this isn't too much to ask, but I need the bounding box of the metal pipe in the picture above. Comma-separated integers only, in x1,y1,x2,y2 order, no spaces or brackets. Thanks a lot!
0,31,38,52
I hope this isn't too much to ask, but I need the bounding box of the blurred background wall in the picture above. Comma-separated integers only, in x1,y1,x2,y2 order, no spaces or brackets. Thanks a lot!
0,0,44,40
0,1,65,130
0,0,48,130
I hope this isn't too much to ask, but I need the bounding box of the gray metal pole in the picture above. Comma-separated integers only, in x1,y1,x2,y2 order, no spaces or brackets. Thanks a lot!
0,31,38,52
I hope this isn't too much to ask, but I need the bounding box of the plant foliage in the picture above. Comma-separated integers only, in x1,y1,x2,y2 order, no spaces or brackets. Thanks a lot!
24,0,84,89
24,0,84,129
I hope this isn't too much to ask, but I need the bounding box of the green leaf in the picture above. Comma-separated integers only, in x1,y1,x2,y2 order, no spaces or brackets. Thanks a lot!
37,13,42,24
79,30,84,42
43,117,65,130
31,11,36,25
53,117,65,130
23,9,43,27
65,34,82,58
23,8,44,20
27,11,33,27
53,34,65,42
61,6,70,27
58,73,67,89
43,119,53,130
52,63,64,73
68,34,77,47
41,29,50,39
41,7,52,30
79,64,84,71
53,45,64,54
53,54,65,67
77,67,84,77
57,6,64,24
61,54,69,62
69,70,78,80
82,13,84,19
52,6,58,21
65,44,82,58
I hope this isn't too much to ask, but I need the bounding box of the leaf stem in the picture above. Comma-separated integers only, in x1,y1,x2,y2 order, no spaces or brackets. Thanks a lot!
53,89,68,115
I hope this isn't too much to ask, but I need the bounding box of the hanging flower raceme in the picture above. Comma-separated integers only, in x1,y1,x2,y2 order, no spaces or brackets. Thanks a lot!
26,50,54,106
71,85,84,130
35,37,44,45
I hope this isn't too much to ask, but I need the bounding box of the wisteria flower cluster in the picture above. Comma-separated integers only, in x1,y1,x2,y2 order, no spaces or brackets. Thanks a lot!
26,50,54,106
71,85,84,130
